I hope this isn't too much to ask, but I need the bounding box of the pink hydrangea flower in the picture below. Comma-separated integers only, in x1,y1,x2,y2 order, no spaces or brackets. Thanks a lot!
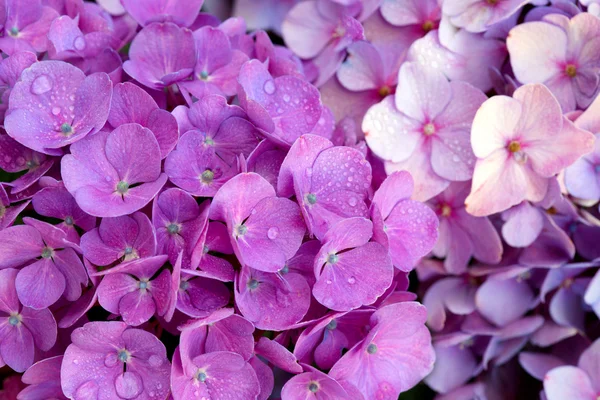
329,302,434,399
61,321,171,400
364,62,486,201
121,0,204,27
61,123,168,217
380,0,442,33
0,183,29,230
0,0,59,55
18,356,66,400
5,60,112,155
507,13,600,111
0,269,57,372
0,51,37,119
466,83,595,216
443,0,528,33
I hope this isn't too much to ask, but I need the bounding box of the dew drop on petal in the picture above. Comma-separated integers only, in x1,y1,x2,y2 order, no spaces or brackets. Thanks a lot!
267,227,279,239
148,354,163,367
31,75,53,95
263,80,275,94
348,276,356,284
51,107,61,116
104,353,119,367
115,371,143,399
348,197,357,207
73,36,86,50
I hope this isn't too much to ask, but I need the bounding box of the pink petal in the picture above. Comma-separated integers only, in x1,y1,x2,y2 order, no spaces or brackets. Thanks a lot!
544,366,596,400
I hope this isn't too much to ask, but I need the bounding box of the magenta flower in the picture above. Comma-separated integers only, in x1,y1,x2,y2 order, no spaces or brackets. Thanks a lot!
313,217,393,311
47,15,118,61
178,26,249,99
466,84,595,216
0,132,54,195
0,0,59,55
0,184,30,230
380,0,441,33
173,269,230,318
281,367,360,399
237,60,322,146
294,310,372,370
475,276,535,327
329,302,434,399
278,134,371,239
61,321,171,400
19,356,66,400
364,62,486,200
96,256,171,326
80,212,156,268
210,172,305,273
108,82,179,159
543,339,600,400
123,22,196,90
443,0,528,32
428,182,502,274
0,51,37,119
5,60,112,155
371,171,439,272
121,0,204,27
508,13,600,111
235,263,311,330
61,123,168,218
0,269,57,373
153,188,208,269
234,0,298,35
0,219,87,310
422,273,478,331
32,183,96,245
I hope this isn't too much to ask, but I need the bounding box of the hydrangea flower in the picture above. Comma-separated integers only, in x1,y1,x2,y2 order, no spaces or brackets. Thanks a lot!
364,62,486,200
466,83,595,216
278,134,371,239
0,219,87,309
0,0,59,55
0,184,30,230
121,0,205,27
443,0,528,33
123,22,196,90
0,269,57,372
61,123,168,217
18,356,66,400
96,256,172,326
329,302,434,399
5,60,112,154
210,172,306,273
507,13,600,111
237,60,323,146
61,321,171,400
0,51,37,119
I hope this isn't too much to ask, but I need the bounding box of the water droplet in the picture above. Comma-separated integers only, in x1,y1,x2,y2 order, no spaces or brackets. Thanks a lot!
148,354,163,367
115,371,143,399
283,94,291,102
51,107,61,115
267,227,279,239
348,197,357,207
263,80,275,94
348,276,356,284
104,353,119,367
31,75,53,95
73,36,86,50
326,280,332,285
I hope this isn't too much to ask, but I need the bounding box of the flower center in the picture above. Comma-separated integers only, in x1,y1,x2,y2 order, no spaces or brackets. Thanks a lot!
196,370,207,382
61,123,73,136
8,314,21,326
440,204,452,217
180,280,190,291
41,247,53,259
138,280,148,290
508,141,521,153
367,343,378,354
0,204,6,219
422,20,434,32
565,64,577,78
167,223,180,234
64,216,74,226
308,382,319,393
378,85,391,97
326,319,337,330
247,279,260,290
486,0,499,5
8,27,18,36
280,265,289,274
118,349,130,363
200,169,214,184
199,70,209,80
204,137,214,146
306,193,317,205
116,181,129,195
327,253,339,264
423,123,436,136
26,159,37,169
235,224,247,237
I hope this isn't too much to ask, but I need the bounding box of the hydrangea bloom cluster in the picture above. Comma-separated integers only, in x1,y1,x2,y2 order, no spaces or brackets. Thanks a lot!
1,0,600,399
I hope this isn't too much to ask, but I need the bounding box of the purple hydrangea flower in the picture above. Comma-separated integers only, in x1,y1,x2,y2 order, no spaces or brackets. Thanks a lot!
443,0,528,32
278,134,371,239
0,0,59,55
380,0,441,33
18,356,66,400
80,212,156,267
0,183,30,230
61,123,168,217
123,22,196,90
210,172,306,273
5,60,112,155
0,219,87,309
0,268,57,372
0,51,37,119
61,321,171,400
121,0,205,27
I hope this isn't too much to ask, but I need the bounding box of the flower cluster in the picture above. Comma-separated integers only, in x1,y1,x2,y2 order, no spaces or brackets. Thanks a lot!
1,0,600,399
